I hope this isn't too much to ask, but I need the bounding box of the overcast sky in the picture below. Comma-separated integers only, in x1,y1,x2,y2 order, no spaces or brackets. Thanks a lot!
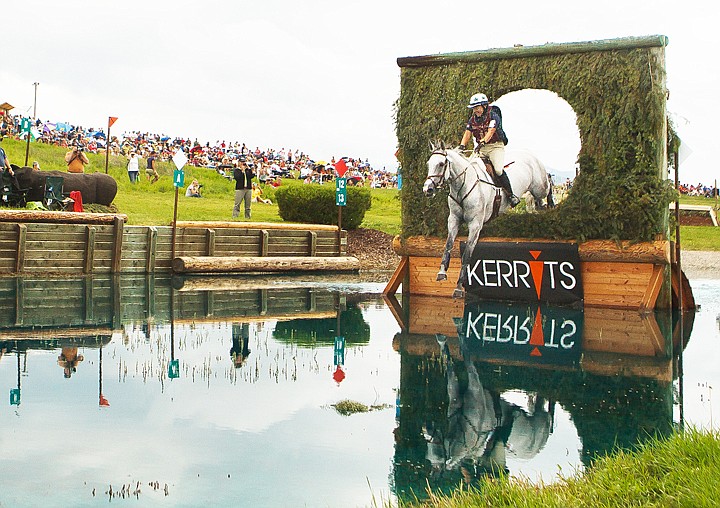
2,0,716,183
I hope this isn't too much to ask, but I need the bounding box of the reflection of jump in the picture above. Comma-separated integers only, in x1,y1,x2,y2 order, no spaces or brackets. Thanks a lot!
57,347,84,378
230,323,251,367
424,334,553,481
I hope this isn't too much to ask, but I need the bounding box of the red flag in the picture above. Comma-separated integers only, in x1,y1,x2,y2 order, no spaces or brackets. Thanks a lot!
108,116,118,127
99,394,110,407
335,158,348,177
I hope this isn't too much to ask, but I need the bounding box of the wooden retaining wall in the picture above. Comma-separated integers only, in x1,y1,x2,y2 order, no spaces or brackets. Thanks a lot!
0,275,339,333
0,216,346,276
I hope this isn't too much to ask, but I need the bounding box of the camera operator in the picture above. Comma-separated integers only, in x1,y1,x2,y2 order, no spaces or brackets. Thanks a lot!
65,143,89,173
185,179,202,198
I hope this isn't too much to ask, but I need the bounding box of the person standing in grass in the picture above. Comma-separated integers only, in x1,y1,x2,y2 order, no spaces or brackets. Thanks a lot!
145,151,159,183
127,152,140,183
233,158,255,219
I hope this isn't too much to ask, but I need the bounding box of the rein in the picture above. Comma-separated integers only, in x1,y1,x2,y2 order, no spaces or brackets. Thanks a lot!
429,150,500,207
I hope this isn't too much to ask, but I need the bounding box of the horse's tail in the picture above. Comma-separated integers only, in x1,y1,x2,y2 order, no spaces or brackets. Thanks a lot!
546,172,556,208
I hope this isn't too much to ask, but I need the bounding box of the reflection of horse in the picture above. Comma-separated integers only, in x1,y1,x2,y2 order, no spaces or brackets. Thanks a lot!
423,145,552,298
423,334,552,480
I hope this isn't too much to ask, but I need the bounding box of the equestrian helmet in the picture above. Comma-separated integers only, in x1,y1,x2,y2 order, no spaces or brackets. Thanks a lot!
467,93,489,108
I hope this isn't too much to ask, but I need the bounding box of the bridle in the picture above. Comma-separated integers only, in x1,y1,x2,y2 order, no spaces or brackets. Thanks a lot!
426,149,499,207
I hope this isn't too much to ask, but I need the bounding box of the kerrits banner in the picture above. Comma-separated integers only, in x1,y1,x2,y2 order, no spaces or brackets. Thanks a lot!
464,242,583,305
458,301,584,367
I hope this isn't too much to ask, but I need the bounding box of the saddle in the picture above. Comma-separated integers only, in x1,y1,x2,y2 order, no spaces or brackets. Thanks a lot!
478,156,503,222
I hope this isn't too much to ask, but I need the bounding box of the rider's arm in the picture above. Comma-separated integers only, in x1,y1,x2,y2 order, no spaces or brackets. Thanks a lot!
460,130,472,148
481,127,497,144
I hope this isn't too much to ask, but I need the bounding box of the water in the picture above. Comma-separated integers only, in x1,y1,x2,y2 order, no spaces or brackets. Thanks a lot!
0,275,718,507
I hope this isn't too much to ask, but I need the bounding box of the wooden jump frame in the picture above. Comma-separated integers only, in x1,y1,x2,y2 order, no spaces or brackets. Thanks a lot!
384,236,693,311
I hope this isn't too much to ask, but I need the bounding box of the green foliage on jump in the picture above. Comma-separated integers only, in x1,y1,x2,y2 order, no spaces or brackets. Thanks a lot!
396,36,677,242
274,183,372,229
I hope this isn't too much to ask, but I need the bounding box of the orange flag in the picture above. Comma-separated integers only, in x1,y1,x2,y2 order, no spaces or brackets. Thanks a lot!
108,116,118,127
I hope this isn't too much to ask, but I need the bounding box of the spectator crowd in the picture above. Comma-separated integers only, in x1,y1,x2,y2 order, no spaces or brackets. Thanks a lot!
679,182,718,198
0,111,399,188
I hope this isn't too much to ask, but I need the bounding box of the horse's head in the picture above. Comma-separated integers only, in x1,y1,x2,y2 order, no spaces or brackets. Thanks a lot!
423,143,450,198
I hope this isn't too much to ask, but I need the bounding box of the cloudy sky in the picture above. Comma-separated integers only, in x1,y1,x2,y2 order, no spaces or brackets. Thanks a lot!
2,0,716,183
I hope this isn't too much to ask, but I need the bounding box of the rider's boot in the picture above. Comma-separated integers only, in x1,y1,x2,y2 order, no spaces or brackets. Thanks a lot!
497,171,520,207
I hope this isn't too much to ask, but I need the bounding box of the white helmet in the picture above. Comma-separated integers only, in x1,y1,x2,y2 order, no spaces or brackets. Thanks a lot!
467,93,489,108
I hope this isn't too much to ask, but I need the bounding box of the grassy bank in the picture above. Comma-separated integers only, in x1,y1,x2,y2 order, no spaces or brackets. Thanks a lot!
3,138,718,248
2,137,402,234
398,429,720,508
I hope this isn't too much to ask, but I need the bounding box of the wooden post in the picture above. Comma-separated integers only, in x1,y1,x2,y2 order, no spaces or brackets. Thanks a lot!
309,231,317,256
84,225,96,274
206,228,216,256
674,148,685,428
14,277,23,326
171,185,179,261
84,276,94,322
146,227,157,273
111,216,124,273
104,126,111,174
260,230,269,256
15,224,26,273
337,208,342,256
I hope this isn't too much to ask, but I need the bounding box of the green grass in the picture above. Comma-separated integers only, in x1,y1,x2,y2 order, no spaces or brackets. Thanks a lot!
397,429,720,508
2,137,401,234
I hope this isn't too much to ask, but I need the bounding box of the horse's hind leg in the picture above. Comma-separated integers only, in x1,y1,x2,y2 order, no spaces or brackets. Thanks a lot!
453,221,481,299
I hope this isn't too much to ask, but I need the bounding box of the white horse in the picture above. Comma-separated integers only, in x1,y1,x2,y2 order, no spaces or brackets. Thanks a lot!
423,143,552,298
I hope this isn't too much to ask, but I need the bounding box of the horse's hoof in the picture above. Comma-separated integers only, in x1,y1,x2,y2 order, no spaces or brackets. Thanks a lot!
452,289,465,299
436,273,447,282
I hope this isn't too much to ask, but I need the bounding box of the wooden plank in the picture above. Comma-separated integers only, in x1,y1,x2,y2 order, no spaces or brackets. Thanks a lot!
177,221,340,231
393,236,670,264
640,264,665,312
147,226,157,273
582,261,654,275
261,230,269,256
112,216,124,273
16,224,26,273
206,229,216,256
84,226,96,274
173,255,360,274
309,231,317,256
173,273,372,292
0,210,127,224
383,256,409,296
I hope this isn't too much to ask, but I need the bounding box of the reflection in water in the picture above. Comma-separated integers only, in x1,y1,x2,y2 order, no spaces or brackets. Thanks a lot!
390,296,690,501
230,323,252,367
0,275,713,507
57,346,84,378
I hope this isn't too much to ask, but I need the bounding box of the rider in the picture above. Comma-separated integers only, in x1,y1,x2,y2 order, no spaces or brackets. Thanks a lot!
458,93,520,207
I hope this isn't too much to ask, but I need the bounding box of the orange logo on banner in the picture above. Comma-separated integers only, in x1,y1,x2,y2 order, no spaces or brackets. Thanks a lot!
529,306,544,356
528,250,544,299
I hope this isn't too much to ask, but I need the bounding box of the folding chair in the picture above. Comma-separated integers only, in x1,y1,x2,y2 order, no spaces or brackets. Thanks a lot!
44,175,74,211
1,171,29,208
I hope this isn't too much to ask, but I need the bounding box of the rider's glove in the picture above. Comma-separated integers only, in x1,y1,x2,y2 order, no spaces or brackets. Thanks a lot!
474,140,486,152
456,144,466,151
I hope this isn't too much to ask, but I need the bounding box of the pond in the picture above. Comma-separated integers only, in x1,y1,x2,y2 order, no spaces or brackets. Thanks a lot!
0,275,717,507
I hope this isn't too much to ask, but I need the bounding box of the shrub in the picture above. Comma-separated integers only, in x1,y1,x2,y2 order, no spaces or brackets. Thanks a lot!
274,184,371,229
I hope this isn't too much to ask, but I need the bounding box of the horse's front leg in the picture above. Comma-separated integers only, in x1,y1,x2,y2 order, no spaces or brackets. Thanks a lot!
437,214,460,282
453,221,482,299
